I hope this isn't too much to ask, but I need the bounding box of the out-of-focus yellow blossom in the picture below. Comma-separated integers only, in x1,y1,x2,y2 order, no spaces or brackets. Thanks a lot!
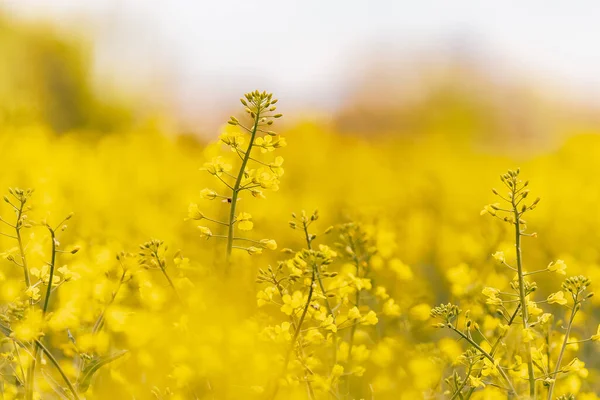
522,328,535,343
25,285,41,300
331,364,344,378
256,286,277,307
197,225,213,238
57,265,80,281
483,292,502,306
591,325,600,341
382,298,401,316
527,300,543,316
469,374,486,388
492,251,505,263
187,203,204,220
361,310,378,326
446,263,475,296
245,246,262,255
389,258,413,280
320,315,338,332
259,239,277,250
269,156,285,176
30,265,61,286
202,156,232,176
548,291,568,305
564,358,587,375
236,212,253,231
538,313,553,325
280,291,304,315
11,308,44,342
199,188,218,200
374,286,389,300
549,259,568,275
348,306,361,320
409,303,431,321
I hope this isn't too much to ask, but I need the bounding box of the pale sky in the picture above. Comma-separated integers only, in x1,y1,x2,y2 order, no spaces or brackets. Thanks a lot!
4,1,600,119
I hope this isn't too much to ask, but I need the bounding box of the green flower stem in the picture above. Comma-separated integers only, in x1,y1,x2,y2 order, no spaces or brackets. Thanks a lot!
15,203,31,290
451,327,517,396
546,300,578,400
1,325,80,400
450,362,474,400
226,111,260,265
464,304,521,400
41,228,57,314
26,227,58,400
34,338,81,400
269,265,317,400
13,341,26,384
301,222,338,382
154,251,182,303
344,255,361,395
512,192,536,399
92,269,127,334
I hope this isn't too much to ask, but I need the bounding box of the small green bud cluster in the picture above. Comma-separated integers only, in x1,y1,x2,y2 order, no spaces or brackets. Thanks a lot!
228,90,282,127
562,275,591,297
430,303,461,326
138,239,167,269
483,168,541,226
556,394,576,400
289,210,320,244
510,279,537,296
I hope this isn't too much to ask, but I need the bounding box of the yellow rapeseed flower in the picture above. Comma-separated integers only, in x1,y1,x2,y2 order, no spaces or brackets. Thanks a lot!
236,212,253,231
548,291,568,305
548,259,567,275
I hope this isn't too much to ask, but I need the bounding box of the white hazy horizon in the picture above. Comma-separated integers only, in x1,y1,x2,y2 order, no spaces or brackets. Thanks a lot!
4,0,600,128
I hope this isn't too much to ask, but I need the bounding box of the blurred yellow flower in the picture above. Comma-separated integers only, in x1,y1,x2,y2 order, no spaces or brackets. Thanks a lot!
236,212,253,231
548,259,567,275
548,291,568,305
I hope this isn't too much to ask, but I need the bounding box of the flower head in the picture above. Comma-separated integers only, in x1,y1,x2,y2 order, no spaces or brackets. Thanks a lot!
236,212,253,231
547,291,568,305
548,260,567,275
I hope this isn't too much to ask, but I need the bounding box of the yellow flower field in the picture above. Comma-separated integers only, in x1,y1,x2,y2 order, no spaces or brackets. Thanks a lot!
2,14,600,400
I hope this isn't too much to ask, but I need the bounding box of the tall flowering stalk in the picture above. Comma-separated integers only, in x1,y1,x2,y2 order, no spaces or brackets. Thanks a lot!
336,223,377,394
188,90,284,266
257,213,383,399
0,189,81,400
495,168,538,397
432,169,595,399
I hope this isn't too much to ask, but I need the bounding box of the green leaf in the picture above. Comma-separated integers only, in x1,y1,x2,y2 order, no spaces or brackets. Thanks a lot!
42,369,73,400
0,323,12,337
76,350,128,393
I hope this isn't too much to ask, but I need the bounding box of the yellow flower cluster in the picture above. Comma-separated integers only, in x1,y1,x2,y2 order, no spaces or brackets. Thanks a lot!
432,170,599,399
1,74,600,400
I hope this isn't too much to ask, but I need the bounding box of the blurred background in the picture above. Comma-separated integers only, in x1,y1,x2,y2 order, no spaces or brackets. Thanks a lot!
4,0,600,142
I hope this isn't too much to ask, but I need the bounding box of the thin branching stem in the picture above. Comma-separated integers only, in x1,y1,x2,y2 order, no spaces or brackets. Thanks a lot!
451,328,517,396
15,202,31,290
34,339,81,400
269,264,317,400
546,299,579,400
26,226,58,400
512,189,536,398
464,305,521,400
302,221,338,387
226,110,261,264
